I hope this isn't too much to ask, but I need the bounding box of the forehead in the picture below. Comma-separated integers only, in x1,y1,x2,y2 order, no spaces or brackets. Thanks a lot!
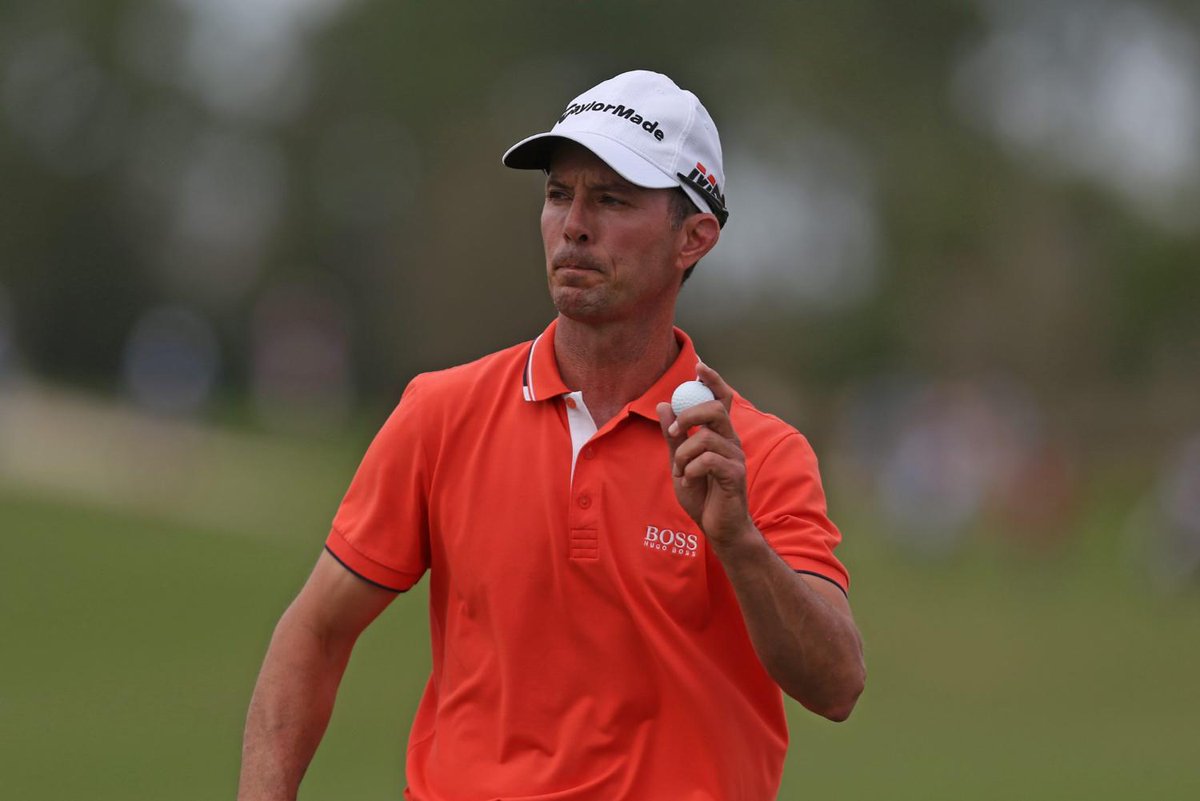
546,141,635,188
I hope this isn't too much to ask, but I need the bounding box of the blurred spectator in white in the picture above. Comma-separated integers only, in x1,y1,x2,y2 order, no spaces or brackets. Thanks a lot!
991,438,1077,551
121,305,220,415
878,382,1015,555
252,281,353,433
1133,433,1200,591
839,375,1070,556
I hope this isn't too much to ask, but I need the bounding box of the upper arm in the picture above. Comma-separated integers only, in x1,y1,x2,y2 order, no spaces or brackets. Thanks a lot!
748,431,850,594
324,377,432,592
282,550,398,651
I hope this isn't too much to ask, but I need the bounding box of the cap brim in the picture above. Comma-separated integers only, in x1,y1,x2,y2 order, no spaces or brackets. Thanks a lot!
502,132,677,190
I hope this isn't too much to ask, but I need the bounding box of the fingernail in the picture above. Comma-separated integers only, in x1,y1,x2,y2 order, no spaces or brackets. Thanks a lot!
668,422,680,437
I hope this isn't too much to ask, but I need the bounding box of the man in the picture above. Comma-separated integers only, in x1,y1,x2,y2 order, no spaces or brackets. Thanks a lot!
239,69,865,801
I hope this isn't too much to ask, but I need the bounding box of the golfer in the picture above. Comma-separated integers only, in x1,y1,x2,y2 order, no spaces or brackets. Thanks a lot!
239,69,865,801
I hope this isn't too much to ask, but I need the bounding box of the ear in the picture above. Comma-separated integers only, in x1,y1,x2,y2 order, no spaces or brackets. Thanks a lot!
676,214,721,272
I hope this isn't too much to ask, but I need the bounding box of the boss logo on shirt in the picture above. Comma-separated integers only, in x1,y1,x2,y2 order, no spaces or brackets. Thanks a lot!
643,525,699,558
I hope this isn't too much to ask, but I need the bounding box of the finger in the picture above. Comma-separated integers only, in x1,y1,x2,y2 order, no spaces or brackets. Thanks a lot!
696,361,734,411
681,451,747,491
669,399,737,441
656,401,687,475
673,428,744,478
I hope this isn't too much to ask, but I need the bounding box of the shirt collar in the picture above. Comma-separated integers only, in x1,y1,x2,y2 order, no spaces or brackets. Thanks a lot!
521,318,702,422
521,319,571,401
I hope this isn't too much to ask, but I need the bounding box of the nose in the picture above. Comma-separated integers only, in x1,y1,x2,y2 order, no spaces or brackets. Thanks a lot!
563,195,591,244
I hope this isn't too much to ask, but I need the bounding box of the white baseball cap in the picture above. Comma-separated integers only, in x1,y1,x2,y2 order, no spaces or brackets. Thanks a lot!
502,70,729,227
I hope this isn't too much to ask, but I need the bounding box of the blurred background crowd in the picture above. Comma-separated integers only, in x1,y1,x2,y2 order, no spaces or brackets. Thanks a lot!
2,1,1198,799
3,0,1197,581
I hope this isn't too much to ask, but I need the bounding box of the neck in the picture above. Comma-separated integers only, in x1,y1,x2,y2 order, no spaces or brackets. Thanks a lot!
554,311,680,428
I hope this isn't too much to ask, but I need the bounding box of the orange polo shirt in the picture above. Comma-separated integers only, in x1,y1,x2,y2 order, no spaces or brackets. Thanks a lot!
325,319,848,801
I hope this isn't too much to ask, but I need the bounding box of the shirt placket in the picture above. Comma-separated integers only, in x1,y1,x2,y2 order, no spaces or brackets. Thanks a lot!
564,392,600,561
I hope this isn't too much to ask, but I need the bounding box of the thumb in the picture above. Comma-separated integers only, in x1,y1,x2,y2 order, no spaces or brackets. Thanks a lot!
656,401,686,475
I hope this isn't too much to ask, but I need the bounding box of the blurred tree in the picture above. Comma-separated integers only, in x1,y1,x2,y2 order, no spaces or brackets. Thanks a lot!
0,0,1196,446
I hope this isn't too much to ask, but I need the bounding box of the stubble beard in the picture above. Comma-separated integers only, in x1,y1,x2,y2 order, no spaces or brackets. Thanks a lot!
546,247,619,322
549,277,617,323
545,245,678,324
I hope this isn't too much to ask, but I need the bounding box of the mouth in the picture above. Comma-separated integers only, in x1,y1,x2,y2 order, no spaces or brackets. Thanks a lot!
551,261,604,288
552,262,606,286
551,251,603,274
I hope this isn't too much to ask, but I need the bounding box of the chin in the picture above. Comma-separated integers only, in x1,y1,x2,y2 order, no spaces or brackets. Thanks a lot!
550,286,615,322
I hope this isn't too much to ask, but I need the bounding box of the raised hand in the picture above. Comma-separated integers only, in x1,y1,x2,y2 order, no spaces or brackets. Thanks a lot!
656,362,754,548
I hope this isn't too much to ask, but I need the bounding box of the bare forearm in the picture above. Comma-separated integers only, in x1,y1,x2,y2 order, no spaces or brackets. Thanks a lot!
238,613,355,801
712,528,865,721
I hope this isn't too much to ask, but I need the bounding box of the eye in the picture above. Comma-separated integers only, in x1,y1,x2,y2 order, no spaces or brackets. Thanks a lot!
545,188,569,202
599,194,624,206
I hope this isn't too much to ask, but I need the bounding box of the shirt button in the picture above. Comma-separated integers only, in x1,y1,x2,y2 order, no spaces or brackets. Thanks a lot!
565,397,577,409
577,495,591,508
583,446,595,460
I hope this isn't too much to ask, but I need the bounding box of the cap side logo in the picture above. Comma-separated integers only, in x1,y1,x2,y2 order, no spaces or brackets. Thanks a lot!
679,162,729,226
557,100,667,141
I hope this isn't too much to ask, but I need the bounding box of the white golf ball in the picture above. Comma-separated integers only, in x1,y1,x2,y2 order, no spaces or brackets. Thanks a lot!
671,380,715,416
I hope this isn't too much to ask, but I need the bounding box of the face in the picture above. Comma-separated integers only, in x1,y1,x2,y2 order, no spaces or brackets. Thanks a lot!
541,142,686,324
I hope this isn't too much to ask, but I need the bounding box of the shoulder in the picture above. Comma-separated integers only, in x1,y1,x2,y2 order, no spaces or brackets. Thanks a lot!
403,339,531,405
730,394,804,450
730,394,822,475
377,339,533,452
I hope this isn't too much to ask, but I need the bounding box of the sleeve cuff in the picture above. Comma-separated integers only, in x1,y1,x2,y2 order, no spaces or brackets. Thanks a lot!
778,554,849,596
324,527,423,592
795,569,848,597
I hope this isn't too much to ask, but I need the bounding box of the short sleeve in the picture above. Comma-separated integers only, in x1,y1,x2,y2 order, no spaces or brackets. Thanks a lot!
749,432,849,594
324,377,432,592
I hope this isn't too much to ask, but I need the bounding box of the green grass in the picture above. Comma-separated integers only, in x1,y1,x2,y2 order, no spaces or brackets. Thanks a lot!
783,508,1200,800
3,483,1198,800
1,487,429,801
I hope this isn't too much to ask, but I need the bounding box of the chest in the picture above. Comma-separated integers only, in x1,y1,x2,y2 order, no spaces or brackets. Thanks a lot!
424,400,714,624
